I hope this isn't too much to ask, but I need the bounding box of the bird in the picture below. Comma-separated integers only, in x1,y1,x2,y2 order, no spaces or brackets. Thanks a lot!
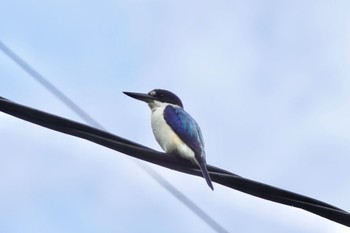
124,89,214,190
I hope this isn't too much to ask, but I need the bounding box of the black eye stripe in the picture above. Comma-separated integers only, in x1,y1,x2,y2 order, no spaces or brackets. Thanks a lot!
148,89,184,108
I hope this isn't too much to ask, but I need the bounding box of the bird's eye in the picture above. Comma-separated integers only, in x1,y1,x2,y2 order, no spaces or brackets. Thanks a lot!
158,93,165,98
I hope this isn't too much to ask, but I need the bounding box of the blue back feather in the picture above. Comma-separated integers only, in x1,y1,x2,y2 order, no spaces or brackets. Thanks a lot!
164,105,213,190
163,105,205,158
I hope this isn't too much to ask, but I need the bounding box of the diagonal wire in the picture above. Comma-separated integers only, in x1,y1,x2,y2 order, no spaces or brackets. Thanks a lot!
1,96,349,227
142,165,229,233
0,40,229,233
0,41,103,128
3,40,349,228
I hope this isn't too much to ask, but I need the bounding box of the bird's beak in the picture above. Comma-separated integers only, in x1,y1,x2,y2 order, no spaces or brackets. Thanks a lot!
123,91,154,103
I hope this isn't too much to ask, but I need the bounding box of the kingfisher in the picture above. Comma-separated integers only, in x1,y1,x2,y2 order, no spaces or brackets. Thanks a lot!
124,89,214,190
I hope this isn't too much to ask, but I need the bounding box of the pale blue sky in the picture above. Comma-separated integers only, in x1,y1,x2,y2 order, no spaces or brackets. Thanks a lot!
1,1,350,232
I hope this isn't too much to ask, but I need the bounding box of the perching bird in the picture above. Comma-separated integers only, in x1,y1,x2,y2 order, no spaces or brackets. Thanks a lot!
124,89,213,190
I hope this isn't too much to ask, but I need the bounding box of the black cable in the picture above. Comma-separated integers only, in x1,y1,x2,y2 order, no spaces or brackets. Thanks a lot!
0,41,229,232
1,97,349,227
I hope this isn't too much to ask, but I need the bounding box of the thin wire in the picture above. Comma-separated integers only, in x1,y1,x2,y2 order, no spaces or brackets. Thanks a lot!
142,165,229,233
0,40,229,233
0,41,103,129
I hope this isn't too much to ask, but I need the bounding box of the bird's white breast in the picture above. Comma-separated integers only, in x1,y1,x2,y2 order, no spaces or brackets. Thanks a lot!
151,105,196,162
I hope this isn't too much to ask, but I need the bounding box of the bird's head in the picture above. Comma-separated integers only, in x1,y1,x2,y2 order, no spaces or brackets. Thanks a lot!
124,89,184,109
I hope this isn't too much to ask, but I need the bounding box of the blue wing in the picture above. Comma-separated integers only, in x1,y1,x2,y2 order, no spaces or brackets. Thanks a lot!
164,105,213,190
163,105,205,158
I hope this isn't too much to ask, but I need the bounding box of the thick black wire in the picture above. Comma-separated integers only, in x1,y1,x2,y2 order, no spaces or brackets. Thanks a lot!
1,97,349,227
0,41,229,233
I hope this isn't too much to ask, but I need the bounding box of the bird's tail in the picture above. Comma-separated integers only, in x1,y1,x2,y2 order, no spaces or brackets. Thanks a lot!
197,158,214,190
